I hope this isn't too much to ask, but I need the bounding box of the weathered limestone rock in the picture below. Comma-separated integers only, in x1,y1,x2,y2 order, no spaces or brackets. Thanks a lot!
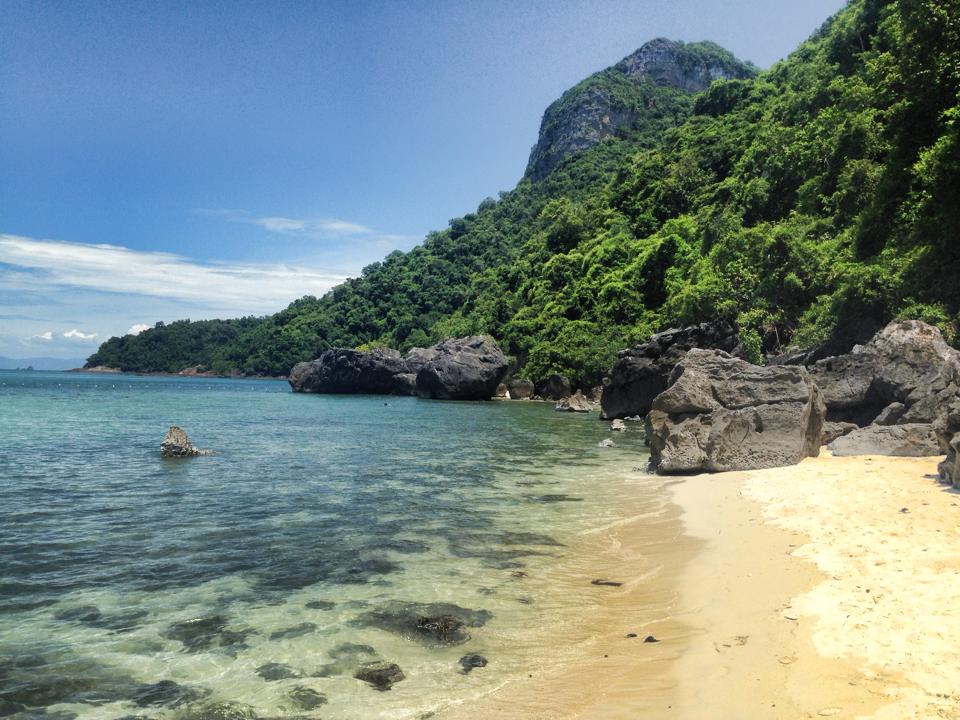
821,421,858,446
555,390,592,413
646,349,825,473
611,419,627,432
810,320,960,426
507,378,534,399
160,426,211,457
414,336,509,400
601,321,743,420
535,374,571,401
828,424,941,457
935,396,960,486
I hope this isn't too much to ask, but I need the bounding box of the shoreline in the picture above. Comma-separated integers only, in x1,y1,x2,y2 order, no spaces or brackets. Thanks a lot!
441,452,956,719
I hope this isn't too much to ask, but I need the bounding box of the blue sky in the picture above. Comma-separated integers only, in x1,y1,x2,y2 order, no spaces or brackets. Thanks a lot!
0,0,845,360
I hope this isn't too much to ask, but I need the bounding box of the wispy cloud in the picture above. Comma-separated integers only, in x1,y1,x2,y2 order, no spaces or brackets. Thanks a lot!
32,330,53,341
0,234,347,315
196,209,376,238
127,323,151,335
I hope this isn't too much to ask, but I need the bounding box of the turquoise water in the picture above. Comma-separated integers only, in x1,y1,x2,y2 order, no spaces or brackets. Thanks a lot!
0,371,652,719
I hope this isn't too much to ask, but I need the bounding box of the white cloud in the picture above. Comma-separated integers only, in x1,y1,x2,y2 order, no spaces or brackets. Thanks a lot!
0,234,346,314
63,328,99,341
197,209,375,237
127,323,151,335
32,330,53,341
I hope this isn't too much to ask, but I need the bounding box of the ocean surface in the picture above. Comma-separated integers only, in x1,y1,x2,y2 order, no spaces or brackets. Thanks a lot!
0,370,656,720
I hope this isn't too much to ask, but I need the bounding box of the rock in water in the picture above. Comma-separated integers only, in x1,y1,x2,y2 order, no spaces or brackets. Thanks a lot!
600,321,743,420
288,347,412,395
828,424,941,457
414,336,508,400
611,419,627,432
160,426,210,458
507,378,535,399
555,390,592,412
646,349,825,473
354,662,405,691
458,654,488,673
534,374,571,401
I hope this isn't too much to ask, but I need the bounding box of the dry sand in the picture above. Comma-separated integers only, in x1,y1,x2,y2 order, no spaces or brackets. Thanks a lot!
439,452,960,719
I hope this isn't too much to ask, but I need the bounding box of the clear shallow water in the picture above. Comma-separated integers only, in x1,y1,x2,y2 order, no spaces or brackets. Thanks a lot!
0,371,652,719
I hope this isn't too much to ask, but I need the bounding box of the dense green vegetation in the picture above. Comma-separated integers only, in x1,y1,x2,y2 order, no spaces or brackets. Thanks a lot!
88,0,960,386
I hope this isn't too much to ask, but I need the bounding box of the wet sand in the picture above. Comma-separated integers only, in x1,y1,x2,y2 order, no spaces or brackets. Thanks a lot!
441,452,958,719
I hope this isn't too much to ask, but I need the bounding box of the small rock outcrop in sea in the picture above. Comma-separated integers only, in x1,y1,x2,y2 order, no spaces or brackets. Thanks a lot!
414,336,509,400
809,320,960,427
534,374,571,401
507,378,535,399
160,426,212,458
289,336,508,401
354,661,405,691
555,390,592,412
600,321,743,420
611,419,627,432
828,424,941,457
646,349,825,473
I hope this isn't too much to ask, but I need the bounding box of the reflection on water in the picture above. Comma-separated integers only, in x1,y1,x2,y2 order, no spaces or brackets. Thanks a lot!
0,371,656,719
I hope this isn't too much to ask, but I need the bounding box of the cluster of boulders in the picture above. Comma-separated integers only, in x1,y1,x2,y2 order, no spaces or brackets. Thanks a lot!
288,336,508,401
599,319,960,475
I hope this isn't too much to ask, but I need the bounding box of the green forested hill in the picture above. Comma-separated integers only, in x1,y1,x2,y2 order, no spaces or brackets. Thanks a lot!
87,0,960,385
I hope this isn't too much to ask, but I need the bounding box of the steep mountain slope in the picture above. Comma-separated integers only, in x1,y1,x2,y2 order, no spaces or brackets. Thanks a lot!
87,0,960,386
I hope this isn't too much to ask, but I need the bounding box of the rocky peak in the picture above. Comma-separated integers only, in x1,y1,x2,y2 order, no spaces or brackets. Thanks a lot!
525,39,755,181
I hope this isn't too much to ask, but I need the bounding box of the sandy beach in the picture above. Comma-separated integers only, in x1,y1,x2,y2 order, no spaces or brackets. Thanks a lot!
442,451,960,720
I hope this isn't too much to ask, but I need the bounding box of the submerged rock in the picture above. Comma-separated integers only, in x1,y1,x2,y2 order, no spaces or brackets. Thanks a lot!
268,622,317,641
256,662,302,681
173,702,259,720
828,424,941,457
601,321,743,420
354,601,492,646
354,661,405,691
646,349,825,473
163,615,252,652
555,390,592,413
131,680,210,708
160,426,212,458
288,686,327,710
458,654,488,673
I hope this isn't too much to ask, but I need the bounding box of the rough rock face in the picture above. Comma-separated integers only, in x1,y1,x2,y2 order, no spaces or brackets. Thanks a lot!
810,320,960,426
288,347,412,395
829,424,941,457
160,426,211,457
821,421,857,446
535,374,571,401
601,321,743,420
555,391,592,413
415,336,509,401
507,378,535,399
936,396,960,486
289,336,508,401
646,349,825,473
526,39,755,180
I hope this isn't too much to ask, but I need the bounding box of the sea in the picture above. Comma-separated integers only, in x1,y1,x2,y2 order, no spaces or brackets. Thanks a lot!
0,370,663,720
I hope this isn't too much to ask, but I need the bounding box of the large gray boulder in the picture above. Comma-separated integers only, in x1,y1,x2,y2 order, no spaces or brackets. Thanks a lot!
810,320,960,426
288,347,413,395
415,336,509,401
555,390,592,413
507,378,535,399
646,349,825,473
828,424,941,457
601,321,742,420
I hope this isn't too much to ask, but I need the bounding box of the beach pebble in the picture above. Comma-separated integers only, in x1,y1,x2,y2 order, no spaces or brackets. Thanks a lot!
591,579,623,587
643,635,659,643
